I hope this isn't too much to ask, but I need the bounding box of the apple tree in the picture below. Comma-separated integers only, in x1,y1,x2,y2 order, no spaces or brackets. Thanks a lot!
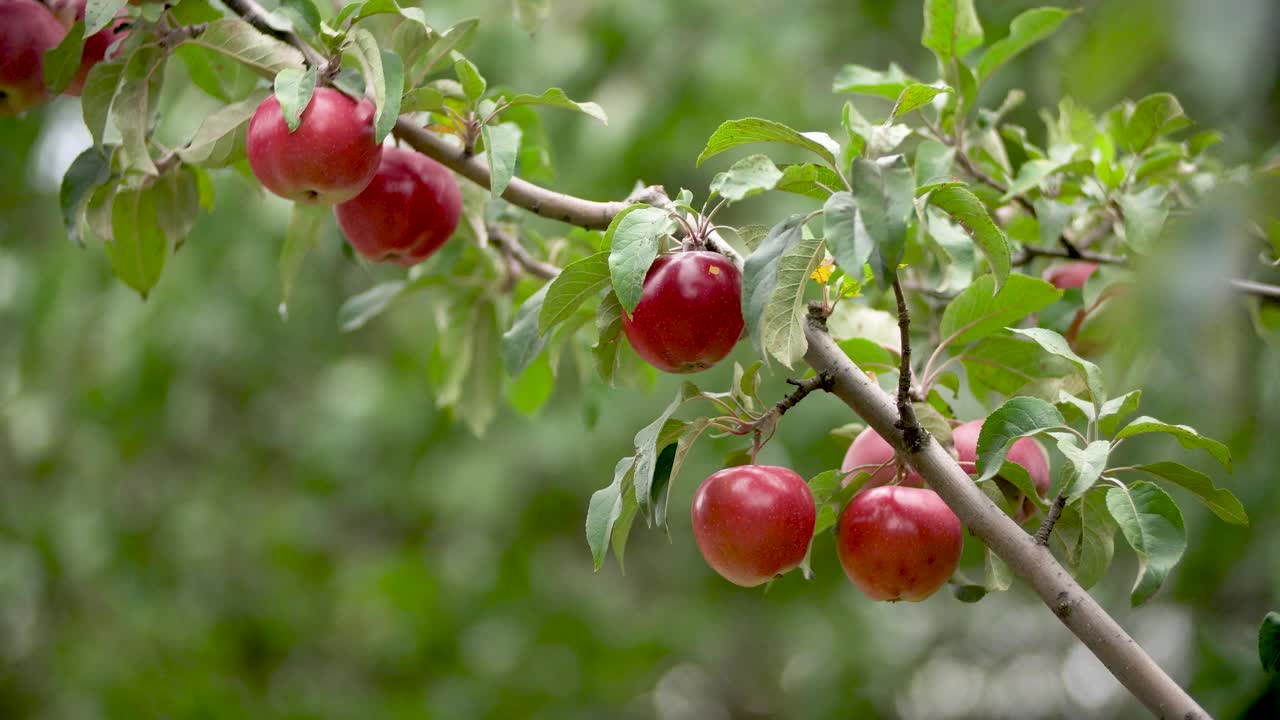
3,0,1279,716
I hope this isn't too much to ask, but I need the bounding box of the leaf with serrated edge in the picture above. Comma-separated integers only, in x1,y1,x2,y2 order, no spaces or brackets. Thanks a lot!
698,117,838,167
503,88,608,125
1050,490,1115,589
742,215,805,363
939,273,1060,348
761,238,825,367
273,65,317,133
974,396,1065,482
178,89,271,167
1106,481,1185,606
502,284,550,376
710,154,784,203
609,207,675,313
921,0,984,64
1097,390,1141,436
926,184,1011,290
1010,327,1107,407
633,383,700,517
339,282,408,332
187,19,306,78
976,8,1076,82
1114,416,1231,470
481,121,521,199
1132,461,1247,526
1048,433,1110,500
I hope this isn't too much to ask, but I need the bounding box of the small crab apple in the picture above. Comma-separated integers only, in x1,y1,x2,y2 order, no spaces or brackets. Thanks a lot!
951,419,1050,523
0,0,67,117
246,87,383,205
621,251,744,373
841,427,923,490
691,465,816,587
1042,262,1098,290
334,147,462,266
836,486,962,601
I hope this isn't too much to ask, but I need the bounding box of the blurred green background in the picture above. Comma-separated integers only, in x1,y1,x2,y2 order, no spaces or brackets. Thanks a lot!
2,0,1279,718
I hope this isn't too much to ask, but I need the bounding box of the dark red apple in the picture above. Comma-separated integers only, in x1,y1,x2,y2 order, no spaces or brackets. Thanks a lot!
0,0,67,117
691,464,816,587
1042,262,1098,290
952,418,1050,522
836,485,962,601
621,251,744,373
246,87,383,205
334,146,462,266
841,427,923,490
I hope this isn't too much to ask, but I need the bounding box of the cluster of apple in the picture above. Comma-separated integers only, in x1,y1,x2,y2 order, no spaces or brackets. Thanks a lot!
690,420,1050,601
0,0,128,115
245,88,463,265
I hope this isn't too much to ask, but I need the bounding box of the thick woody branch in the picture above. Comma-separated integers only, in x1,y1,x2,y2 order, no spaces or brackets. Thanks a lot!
802,317,1206,720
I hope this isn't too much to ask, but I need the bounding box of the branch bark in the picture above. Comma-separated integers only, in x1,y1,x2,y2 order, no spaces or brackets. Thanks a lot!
802,317,1206,719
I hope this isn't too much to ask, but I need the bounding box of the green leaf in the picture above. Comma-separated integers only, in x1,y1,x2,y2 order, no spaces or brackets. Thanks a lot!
926,184,1011,290
775,163,843,200
1124,93,1190,153
633,384,701,517
657,418,714,529
1010,327,1107,406
114,45,164,175
539,251,609,333
44,21,86,95
939,274,1060,349
508,353,553,416
501,284,551,376
187,18,307,78
976,8,1076,82
177,88,271,168
1106,481,1186,606
85,0,127,35
587,458,635,569
890,83,952,119
339,282,408,332
278,204,328,318
1261,613,1280,673
1114,417,1231,470
273,65,317,133
962,334,1073,398
742,215,805,363
451,300,503,436
710,154,784,203
850,155,914,288
1131,462,1247,526
454,57,486,100
346,31,402,143
984,547,1012,592
81,57,127,148
409,18,477,86
974,396,1065,482
592,290,625,386
60,147,113,247
832,63,912,99
502,88,608,125
153,166,200,251
353,0,428,25
697,117,839,168
822,191,872,278
922,0,984,64
481,121,522,199
914,140,956,186
1119,186,1168,255
607,207,673,313
277,0,322,36
1001,158,1092,200
400,86,445,113
1050,490,1116,589
761,238,825,367
1050,435,1111,500
107,182,168,298
1097,390,1141,436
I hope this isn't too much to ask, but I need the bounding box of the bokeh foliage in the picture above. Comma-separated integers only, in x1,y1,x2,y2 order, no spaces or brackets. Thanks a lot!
2,0,1279,718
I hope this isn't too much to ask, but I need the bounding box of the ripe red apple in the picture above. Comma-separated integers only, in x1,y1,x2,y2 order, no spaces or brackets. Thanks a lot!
836,486,962,601
246,87,383,205
334,146,462,266
1042,262,1098,290
691,464,816,587
841,427,923,490
0,0,67,117
621,251,744,373
951,418,1050,522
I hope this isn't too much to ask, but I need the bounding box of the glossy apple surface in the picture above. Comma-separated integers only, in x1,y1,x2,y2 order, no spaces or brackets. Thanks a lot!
952,418,1050,522
621,251,744,373
691,465,816,587
335,147,462,266
841,427,924,490
246,87,383,205
0,0,67,117
836,486,962,601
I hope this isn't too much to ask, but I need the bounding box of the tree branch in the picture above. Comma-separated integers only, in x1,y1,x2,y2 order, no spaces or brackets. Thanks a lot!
487,224,561,280
1034,493,1068,545
802,318,1206,719
774,374,834,417
890,277,928,452
1014,245,1280,300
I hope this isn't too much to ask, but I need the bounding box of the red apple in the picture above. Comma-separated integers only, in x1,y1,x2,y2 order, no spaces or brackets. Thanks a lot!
836,486,962,601
1042,262,1098,290
0,0,67,117
621,251,744,373
691,465,816,587
334,147,461,266
841,427,923,490
246,87,383,205
56,0,129,98
952,418,1050,522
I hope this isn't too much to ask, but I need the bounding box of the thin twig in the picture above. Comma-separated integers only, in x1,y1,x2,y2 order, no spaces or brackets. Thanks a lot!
487,224,560,281
774,374,834,417
890,277,928,452
1034,493,1068,545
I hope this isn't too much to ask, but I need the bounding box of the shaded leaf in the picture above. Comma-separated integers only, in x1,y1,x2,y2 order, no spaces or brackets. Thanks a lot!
503,87,608,125
1106,481,1186,606
974,396,1064,482
608,207,673,313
